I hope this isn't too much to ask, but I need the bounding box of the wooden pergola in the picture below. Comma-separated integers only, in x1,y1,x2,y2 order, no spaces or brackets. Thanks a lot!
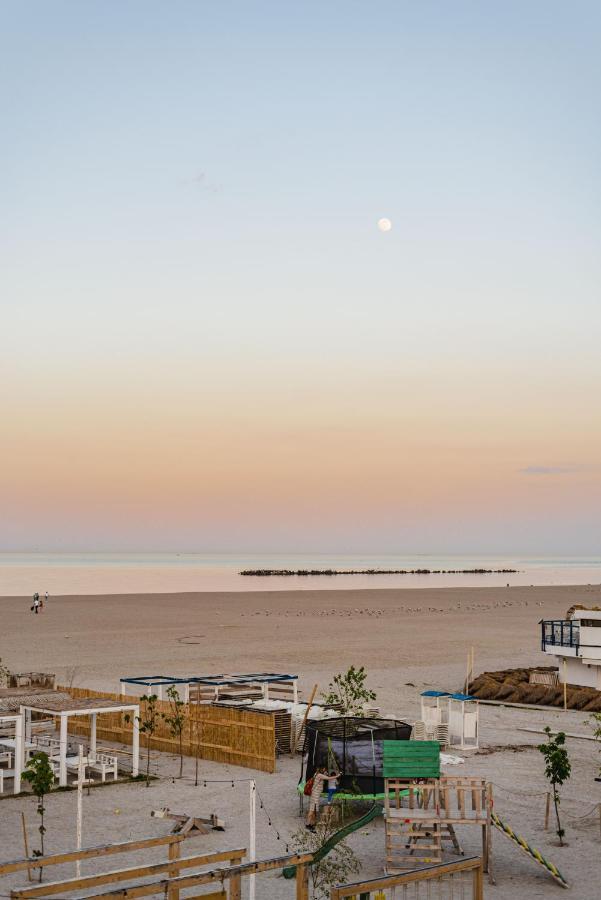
20,697,140,787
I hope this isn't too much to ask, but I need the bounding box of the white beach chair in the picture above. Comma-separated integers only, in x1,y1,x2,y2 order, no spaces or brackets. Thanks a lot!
435,723,449,749
411,721,427,740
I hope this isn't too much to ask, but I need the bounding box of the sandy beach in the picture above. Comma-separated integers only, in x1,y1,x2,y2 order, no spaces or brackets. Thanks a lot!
2,584,601,898
0,583,597,697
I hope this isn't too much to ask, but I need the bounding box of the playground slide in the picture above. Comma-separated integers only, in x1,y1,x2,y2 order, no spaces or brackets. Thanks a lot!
283,804,383,879
491,811,568,889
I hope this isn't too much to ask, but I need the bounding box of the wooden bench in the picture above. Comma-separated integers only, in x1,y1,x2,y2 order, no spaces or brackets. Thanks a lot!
88,752,118,781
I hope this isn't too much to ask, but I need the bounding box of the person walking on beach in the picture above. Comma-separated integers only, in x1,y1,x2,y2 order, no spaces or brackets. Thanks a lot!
32,593,40,614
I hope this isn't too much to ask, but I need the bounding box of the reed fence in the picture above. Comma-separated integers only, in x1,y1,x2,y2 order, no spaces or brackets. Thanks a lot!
56,686,276,773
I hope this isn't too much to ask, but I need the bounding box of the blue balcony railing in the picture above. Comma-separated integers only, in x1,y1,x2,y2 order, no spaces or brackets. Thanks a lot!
541,619,580,652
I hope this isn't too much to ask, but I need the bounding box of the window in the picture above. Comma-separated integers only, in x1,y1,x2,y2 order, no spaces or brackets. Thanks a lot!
580,619,601,628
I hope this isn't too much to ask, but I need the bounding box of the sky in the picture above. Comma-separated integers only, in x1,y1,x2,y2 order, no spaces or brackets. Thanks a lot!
1,1,600,554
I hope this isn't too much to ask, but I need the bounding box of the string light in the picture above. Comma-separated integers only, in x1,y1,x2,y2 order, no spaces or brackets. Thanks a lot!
197,776,291,853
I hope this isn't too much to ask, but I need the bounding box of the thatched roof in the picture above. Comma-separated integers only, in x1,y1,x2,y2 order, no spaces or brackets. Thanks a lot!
0,689,71,714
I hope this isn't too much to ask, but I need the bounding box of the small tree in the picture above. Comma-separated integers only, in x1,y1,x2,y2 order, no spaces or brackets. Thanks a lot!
0,657,10,688
322,665,376,715
162,686,187,778
126,694,160,786
588,712,601,777
292,820,361,899
22,752,55,881
538,726,571,845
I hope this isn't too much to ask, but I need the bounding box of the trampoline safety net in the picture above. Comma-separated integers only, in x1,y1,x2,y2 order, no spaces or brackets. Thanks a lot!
303,717,412,796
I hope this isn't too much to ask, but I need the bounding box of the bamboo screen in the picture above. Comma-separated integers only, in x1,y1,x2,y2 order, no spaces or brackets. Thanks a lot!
56,686,277,773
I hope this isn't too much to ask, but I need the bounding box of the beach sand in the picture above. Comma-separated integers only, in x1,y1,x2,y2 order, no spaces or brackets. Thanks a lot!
2,583,601,898
0,583,597,698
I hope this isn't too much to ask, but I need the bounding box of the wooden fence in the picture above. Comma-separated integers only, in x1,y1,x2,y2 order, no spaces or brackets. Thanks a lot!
330,857,484,899
1,833,246,900
5,846,313,900
56,687,276,773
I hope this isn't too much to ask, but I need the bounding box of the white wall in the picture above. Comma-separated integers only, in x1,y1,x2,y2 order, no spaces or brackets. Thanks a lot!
559,657,600,689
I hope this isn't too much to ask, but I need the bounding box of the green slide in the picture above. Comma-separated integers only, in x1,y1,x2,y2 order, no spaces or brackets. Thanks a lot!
283,804,383,879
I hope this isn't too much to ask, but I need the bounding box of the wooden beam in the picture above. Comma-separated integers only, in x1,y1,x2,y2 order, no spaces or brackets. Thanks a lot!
296,863,309,900
10,850,247,899
78,853,314,900
1,835,189,877
329,857,482,896
228,874,241,900
167,841,180,900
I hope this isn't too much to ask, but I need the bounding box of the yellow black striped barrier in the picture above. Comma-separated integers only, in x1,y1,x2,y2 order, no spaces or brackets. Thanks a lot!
491,811,568,889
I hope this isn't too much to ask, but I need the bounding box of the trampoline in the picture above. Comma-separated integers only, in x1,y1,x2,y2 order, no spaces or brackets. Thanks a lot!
301,717,412,799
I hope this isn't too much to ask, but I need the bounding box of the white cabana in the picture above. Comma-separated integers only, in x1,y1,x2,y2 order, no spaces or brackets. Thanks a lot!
0,713,24,794
448,693,479,750
119,673,299,704
420,691,451,731
20,697,140,787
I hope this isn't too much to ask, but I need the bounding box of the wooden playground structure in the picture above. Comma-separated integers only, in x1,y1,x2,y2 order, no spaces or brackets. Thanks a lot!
384,775,493,879
382,740,493,881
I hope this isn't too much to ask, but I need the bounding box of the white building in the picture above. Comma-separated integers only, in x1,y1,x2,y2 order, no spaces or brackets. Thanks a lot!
541,609,601,689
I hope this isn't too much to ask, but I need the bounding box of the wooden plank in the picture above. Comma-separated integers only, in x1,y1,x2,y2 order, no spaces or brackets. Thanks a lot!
0,835,186,877
10,850,247,898
296,863,309,900
167,840,180,900
330,857,483,895
187,894,225,900
228,874,241,900
78,854,314,900
383,741,440,780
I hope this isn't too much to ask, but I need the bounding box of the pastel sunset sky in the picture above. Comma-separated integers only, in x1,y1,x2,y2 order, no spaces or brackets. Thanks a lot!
2,2,600,553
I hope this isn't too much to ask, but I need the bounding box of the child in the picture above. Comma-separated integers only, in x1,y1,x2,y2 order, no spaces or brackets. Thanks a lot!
326,769,340,804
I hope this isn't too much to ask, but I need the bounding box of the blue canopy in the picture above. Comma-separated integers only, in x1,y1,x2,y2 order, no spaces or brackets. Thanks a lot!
421,690,452,698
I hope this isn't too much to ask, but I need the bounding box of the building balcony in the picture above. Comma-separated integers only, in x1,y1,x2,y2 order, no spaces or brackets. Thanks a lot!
540,619,580,653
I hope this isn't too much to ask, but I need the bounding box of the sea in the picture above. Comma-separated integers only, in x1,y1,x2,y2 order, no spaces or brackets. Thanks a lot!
1,553,601,596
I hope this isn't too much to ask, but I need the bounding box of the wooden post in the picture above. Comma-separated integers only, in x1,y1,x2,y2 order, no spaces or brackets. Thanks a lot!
563,659,567,710
485,782,494,884
296,862,309,900
131,707,140,778
228,874,241,900
167,839,180,900
544,792,550,831
473,861,484,900
292,684,318,757
249,781,256,900
20,813,33,882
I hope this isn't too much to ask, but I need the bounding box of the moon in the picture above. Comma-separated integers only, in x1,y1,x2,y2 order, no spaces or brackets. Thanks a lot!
377,217,392,232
